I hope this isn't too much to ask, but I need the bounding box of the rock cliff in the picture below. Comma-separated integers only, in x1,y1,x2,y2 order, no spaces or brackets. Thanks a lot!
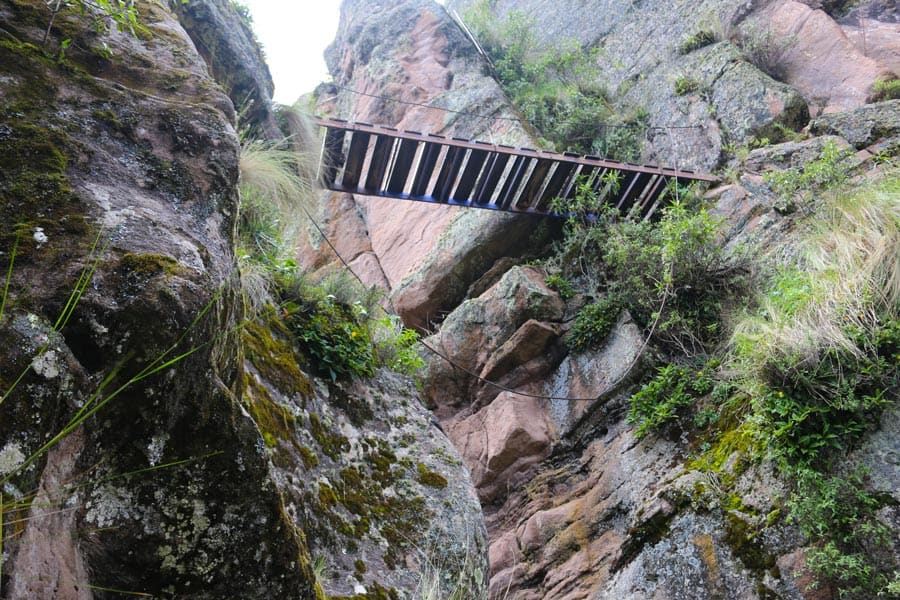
315,1,900,599
0,1,484,598
2,0,898,599
300,0,547,331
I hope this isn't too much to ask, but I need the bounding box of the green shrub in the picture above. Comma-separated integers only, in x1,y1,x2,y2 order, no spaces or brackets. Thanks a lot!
677,30,716,54
787,468,897,598
283,292,376,382
673,76,701,96
550,182,747,355
568,296,622,352
872,77,900,102
372,315,425,376
627,362,715,437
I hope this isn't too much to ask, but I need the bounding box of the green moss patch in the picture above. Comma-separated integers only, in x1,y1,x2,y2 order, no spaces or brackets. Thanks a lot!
243,319,313,398
416,462,448,489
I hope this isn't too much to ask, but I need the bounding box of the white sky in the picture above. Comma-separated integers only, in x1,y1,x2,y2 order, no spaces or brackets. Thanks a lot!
239,0,342,104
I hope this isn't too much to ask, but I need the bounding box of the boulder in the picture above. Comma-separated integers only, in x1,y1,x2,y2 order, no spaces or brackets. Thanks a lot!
809,99,900,147
754,0,896,114
174,0,282,138
421,265,565,418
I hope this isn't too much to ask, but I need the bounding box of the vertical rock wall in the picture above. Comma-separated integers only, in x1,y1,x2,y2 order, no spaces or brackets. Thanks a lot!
0,1,319,596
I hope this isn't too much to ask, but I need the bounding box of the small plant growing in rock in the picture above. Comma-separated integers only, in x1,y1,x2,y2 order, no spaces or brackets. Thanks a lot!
764,138,854,201
567,296,622,352
872,77,900,102
545,274,575,299
677,30,716,55
673,76,701,96
627,361,715,437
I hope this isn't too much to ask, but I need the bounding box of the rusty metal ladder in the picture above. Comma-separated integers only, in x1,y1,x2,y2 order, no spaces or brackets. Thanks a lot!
315,117,717,219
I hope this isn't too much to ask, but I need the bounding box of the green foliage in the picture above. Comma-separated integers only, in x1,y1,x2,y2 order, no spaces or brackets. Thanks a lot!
278,273,424,381
733,176,900,468
550,182,745,355
281,281,376,382
545,274,575,299
41,0,147,57
673,76,701,96
372,315,426,376
872,77,900,102
787,468,897,598
462,1,643,159
723,175,900,598
568,296,622,352
677,30,716,55
764,139,854,200
627,362,715,437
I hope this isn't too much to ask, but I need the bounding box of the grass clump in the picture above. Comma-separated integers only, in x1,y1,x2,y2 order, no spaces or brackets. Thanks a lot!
677,30,716,55
673,76,701,96
723,174,900,596
732,175,900,467
276,272,424,381
872,77,900,102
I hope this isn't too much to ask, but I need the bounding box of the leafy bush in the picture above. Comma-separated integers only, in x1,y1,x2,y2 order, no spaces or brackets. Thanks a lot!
283,292,376,382
787,468,897,598
278,273,425,380
568,296,622,352
550,182,748,355
872,77,900,102
372,315,425,376
627,362,715,437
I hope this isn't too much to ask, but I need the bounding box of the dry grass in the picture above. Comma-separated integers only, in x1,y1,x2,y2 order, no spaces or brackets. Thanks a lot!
237,108,321,312
731,174,900,381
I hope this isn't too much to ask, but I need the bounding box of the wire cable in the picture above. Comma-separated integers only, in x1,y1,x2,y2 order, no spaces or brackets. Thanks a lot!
299,198,647,404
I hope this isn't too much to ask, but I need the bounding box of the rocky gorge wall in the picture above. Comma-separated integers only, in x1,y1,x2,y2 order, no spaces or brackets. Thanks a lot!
313,1,900,599
0,1,486,598
2,0,897,598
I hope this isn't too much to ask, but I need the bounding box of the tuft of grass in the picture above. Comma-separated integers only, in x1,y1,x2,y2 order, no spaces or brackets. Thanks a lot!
413,537,488,600
872,77,900,102
677,29,716,55
237,111,319,312
674,76,701,96
729,175,900,468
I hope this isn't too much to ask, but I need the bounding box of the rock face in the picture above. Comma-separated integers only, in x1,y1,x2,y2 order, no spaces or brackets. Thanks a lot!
242,316,488,599
1,1,488,599
0,1,318,597
173,0,282,138
334,2,900,600
302,0,542,330
448,0,899,169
